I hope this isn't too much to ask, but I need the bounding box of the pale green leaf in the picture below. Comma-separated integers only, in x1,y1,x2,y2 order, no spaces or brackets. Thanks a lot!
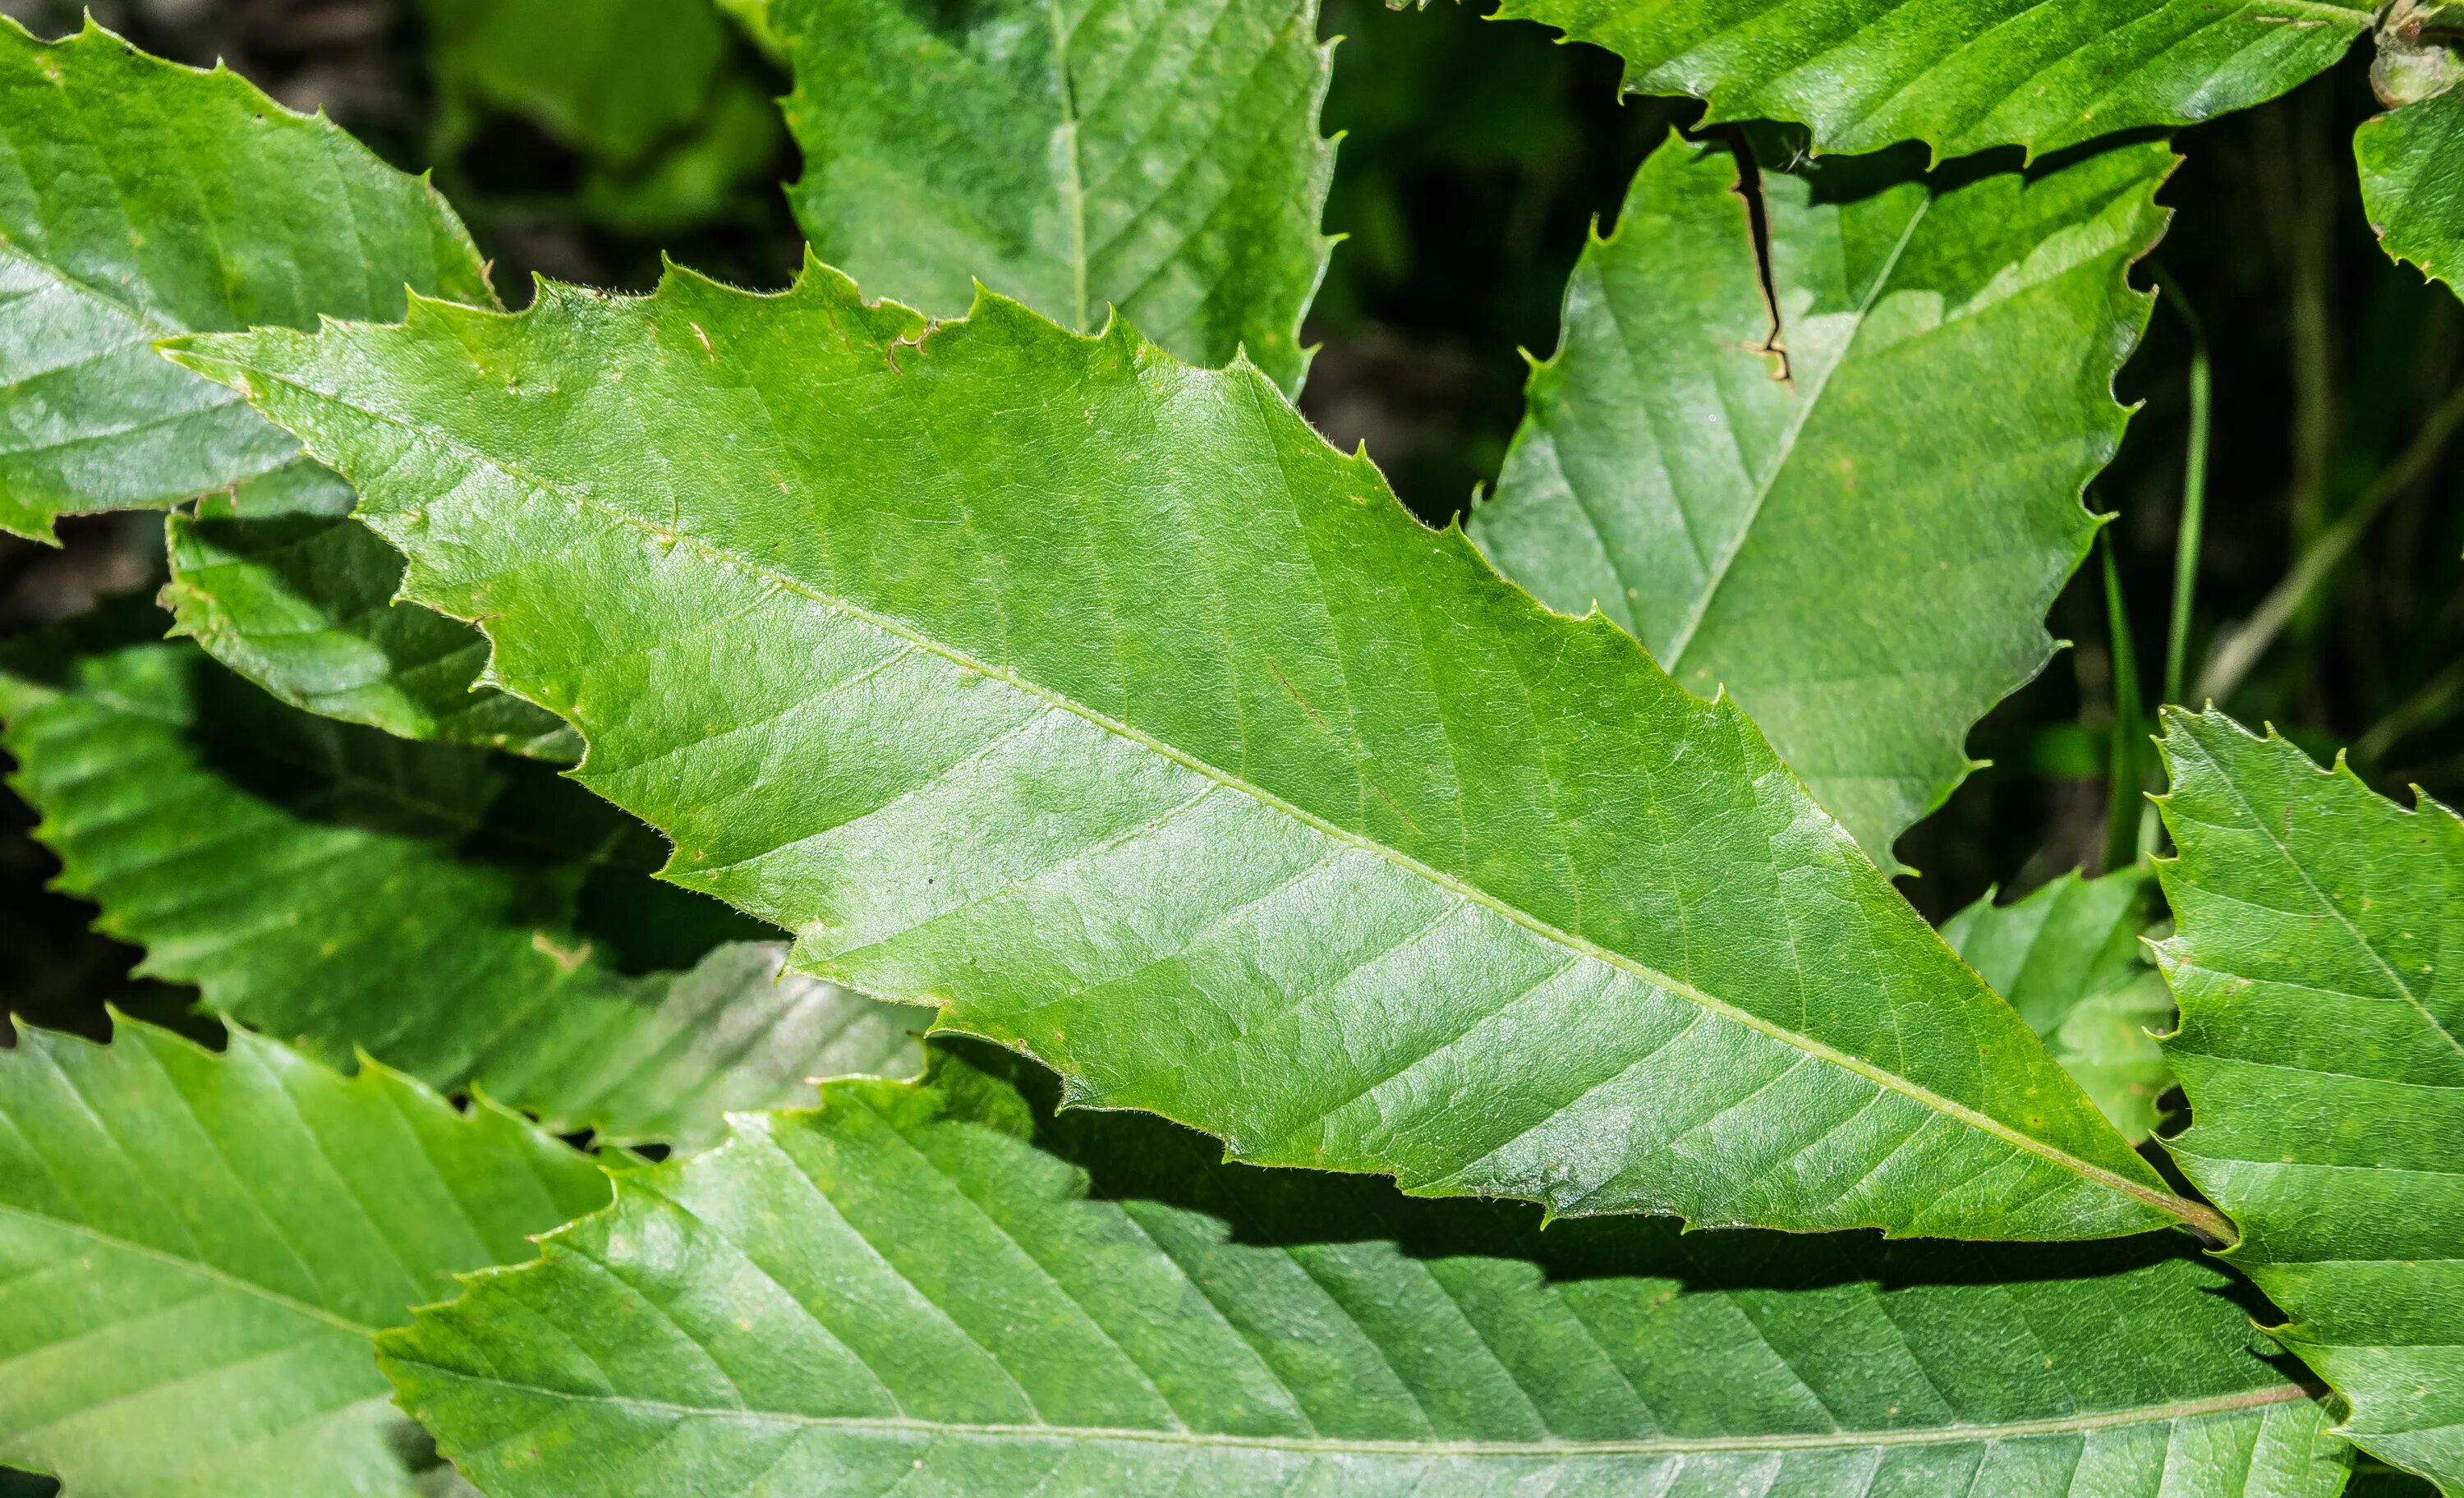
776,0,1336,393
0,16,566,754
2358,83,2464,299
1472,136,2161,862
383,1045,2346,1498
0,608,926,1147
0,1017,609,1497
1492,0,2370,160
2154,710,2464,1491
1942,866,2175,1142
172,269,2218,1241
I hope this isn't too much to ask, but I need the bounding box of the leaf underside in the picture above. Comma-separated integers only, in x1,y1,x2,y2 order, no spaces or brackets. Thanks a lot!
1473,135,2162,863
385,1044,2346,1498
2357,83,2464,299
0,16,563,754
1942,865,2175,1143
2154,710,2464,1491
1492,0,2370,160
174,267,2201,1242
776,0,1337,393
0,1018,609,1496
0,608,926,1148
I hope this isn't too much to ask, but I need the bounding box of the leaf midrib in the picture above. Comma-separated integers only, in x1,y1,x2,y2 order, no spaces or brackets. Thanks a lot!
229,362,2221,1238
1657,184,1931,671
0,1200,377,1339
402,1373,2316,1455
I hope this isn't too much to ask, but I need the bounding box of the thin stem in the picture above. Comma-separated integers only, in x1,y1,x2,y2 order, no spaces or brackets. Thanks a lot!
2100,525,2147,875
2200,382,2464,704
2154,268,2210,710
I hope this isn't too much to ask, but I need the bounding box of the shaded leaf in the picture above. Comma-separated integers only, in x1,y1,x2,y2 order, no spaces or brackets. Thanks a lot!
174,267,2216,1240
1942,865,2175,1142
0,1017,609,1496
385,1044,2346,1498
1472,135,2163,862
2154,710,2464,1491
776,0,1336,393
423,0,731,166
0,16,563,753
0,608,925,1147
1492,0,2370,160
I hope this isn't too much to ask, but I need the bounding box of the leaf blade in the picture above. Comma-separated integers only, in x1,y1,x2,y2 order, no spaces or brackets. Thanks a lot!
0,610,926,1147
1492,0,2370,160
170,266,2208,1240
0,1018,609,1496
1472,135,2164,860
381,1048,2347,1497
776,0,1337,393
2154,709,2464,1491
2358,84,2464,298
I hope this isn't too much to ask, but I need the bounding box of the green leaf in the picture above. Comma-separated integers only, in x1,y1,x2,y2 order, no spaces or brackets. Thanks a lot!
0,1016,609,1496
2358,83,2464,299
2154,710,2464,1491
775,0,1336,393
1471,136,2163,862
422,0,732,166
159,462,581,760
0,609,926,1147
1492,0,2370,160
382,1045,2347,1498
1942,866,2176,1142
172,268,2220,1242
0,16,566,755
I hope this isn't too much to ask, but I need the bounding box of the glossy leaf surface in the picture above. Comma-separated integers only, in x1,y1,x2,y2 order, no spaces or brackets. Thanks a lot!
0,611,924,1147
776,0,1335,393
386,1046,2345,1498
0,1018,609,1496
176,269,2211,1240
1942,866,2175,1142
1493,0,2370,160
1473,136,2161,861
2155,710,2464,1491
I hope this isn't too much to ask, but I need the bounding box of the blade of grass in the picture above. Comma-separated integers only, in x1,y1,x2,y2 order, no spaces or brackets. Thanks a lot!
2200,382,2464,704
2154,268,2212,710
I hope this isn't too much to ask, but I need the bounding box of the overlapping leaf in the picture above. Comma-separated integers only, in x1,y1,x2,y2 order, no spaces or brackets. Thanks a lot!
0,17,562,753
1942,866,2175,1142
173,267,2218,1240
776,0,1336,393
0,1017,609,1496
386,1044,2344,1498
1473,136,2161,862
0,605,924,1147
1492,0,2370,160
2154,711,2464,1491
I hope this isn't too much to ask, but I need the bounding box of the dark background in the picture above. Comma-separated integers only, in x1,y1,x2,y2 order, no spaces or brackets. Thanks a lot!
2,0,2457,1057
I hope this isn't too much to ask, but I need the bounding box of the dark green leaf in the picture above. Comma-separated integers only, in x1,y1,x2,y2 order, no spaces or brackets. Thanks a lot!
2154,710,2464,1491
1942,866,2175,1142
0,1017,609,1496
1472,136,2163,861
1492,0,2370,159
775,0,1336,393
0,611,925,1147
172,268,2219,1240
383,1045,2346,1498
